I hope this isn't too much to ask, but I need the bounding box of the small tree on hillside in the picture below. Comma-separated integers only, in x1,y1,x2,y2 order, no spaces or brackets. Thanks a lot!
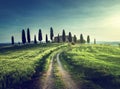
34,35,37,44
68,32,72,42
38,29,42,42
73,35,77,43
87,35,90,44
94,39,96,44
50,27,54,42
62,29,66,42
22,29,26,44
46,34,48,43
27,28,31,43
11,36,14,45
57,34,60,43
80,34,84,44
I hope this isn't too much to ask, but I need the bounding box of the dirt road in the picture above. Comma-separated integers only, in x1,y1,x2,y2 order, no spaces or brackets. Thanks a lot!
19,52,79,89
42,52,79,89
56,53,79,89
42,56,54,89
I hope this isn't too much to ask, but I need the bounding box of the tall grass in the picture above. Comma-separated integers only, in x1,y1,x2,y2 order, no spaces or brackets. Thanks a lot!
60,44,120,89
0,43,63,89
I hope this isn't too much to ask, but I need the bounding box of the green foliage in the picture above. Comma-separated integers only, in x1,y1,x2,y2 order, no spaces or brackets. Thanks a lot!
62,29,66,42
68,32,72,42
46,34,48,43
50,27,54,41
38,29,42,42
80,34,85,44
87,35,90,44
11,36,14,45
73,35,77,43
61,44,120,89
53,55,65,89
57,34,60,43
22,29,26,44
27,28,31,43
34,35,37,44
0,43,63,89
94,39,96,44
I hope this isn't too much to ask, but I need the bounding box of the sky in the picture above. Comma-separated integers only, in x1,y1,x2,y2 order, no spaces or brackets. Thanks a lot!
0,0,120,43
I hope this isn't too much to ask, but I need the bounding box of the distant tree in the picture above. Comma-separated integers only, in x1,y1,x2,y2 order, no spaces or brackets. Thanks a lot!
87,35,90,44
27,28,31,43
57,34,60,43
73,35,77,43
94,39,96,44
38,29,42,42
22,29,26,44
46,34,48,43
34,35,37,44
80,34,84,44
18,42,20,45
11,36,14,45
119,43,120,48
62,29,66,42
68,32,72,42
50,27,54,42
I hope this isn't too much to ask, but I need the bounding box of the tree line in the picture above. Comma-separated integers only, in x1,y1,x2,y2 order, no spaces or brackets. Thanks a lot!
11,27,96,45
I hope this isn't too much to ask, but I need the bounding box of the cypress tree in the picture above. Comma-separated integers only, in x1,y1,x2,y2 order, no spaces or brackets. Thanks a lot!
87,35,90,44
62,29,66,42
94,39,96,44
22,29,26,44
80,34,84,44
46,34,48,43
38,29,42,42
73,35,77,43
50,27,54,42
57,34,60,43
68,32,72,42
27,28,31,43
11,36,14,45
34,35,37,44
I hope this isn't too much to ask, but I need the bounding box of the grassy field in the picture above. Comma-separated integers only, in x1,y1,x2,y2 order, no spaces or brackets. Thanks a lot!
0,43,63,89
1,43,120,89
60,44,120,89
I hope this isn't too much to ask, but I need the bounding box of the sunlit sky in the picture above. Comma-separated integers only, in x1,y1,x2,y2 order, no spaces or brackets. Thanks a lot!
0,0,120,43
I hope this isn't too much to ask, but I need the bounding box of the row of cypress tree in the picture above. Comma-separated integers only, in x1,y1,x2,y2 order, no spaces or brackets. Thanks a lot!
61,29,90,44
60,30,77,43
11,27,94,45
11,27,54,44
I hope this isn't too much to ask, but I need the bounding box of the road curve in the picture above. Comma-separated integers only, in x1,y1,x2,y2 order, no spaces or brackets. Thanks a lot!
56,53,79,89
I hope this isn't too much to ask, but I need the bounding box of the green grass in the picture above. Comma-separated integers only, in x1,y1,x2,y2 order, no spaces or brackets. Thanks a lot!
60,44,120,89
53,59,65,89
50,47,66,89
0,43,63,89
1,43,120,89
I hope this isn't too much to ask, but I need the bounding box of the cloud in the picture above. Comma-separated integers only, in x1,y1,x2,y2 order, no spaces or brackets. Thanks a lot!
0,0,120,42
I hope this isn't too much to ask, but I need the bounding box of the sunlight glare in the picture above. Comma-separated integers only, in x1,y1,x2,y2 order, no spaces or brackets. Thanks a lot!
106,15,120,28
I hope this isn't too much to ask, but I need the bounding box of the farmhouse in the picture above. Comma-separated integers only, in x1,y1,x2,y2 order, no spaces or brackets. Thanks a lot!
54,35,73,42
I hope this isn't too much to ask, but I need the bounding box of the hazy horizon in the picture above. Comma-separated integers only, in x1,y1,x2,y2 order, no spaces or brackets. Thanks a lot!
0,0,120,43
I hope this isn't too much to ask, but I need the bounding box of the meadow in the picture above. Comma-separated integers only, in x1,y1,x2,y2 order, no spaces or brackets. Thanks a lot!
1,43,120,89
60,44,120,89
0,43,64,89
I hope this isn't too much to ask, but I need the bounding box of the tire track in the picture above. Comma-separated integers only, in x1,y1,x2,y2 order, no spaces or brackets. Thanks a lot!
56,53,79,89
42,56,54,89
